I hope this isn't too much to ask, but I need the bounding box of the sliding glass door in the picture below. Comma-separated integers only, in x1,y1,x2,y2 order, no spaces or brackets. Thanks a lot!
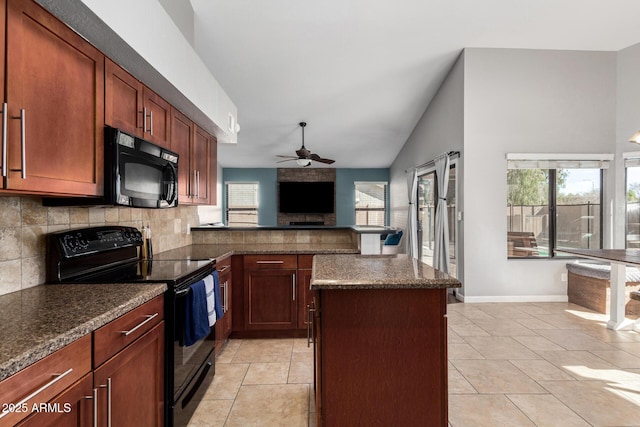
417,165,457,277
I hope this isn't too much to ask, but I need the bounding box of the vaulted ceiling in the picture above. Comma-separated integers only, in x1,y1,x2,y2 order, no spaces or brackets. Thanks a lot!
190,0,640,168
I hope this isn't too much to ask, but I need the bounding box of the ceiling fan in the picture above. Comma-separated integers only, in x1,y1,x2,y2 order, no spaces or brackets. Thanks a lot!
276,122,335,167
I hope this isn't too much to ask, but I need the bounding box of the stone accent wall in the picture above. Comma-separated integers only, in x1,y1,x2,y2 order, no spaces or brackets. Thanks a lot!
277,168,336,226
0,196,199,296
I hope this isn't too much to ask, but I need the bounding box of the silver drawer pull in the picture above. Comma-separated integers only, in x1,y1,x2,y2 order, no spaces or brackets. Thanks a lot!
218,265,231,273
256,260,284,264
0,368,74,419
1,102,6,177
119,313,159,336
84,388,98,427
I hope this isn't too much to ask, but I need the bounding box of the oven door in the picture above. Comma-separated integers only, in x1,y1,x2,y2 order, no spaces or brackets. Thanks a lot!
170,282,217,426
113,131,178,208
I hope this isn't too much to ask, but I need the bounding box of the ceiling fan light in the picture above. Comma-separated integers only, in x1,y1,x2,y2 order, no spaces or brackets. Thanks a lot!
630,131,640,143
296,158,311,167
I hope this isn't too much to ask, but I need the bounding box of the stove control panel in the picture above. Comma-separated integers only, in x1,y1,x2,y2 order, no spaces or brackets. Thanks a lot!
50,226,144,258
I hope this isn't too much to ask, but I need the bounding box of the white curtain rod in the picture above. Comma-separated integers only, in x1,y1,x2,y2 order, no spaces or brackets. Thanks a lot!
405,151,460,173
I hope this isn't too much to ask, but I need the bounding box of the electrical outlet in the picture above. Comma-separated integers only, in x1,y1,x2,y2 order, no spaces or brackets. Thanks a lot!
561,272,567,282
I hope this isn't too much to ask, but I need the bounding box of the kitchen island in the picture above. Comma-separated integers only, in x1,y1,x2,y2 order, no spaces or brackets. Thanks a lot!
310,254,460,427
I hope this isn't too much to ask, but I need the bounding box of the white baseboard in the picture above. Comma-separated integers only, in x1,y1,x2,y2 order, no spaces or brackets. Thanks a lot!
457,294,568,303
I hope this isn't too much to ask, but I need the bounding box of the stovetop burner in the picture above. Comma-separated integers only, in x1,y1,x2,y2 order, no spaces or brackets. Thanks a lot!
46,226,214,288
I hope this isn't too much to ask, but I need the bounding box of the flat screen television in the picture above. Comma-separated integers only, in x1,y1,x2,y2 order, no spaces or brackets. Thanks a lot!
279,181,335,214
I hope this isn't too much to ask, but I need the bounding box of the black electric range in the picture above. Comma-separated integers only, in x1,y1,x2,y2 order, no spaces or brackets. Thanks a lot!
46,226,217,427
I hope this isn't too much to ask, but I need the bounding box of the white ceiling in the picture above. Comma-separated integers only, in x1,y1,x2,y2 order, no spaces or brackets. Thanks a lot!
190,0,640,168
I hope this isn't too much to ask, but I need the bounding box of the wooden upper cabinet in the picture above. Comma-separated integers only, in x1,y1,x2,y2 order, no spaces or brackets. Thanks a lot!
193,126,212,204
105,59,170,148
105,58,143,136
170,106,215,205
170,107,195,204
4,0,104,196
142,87,171,148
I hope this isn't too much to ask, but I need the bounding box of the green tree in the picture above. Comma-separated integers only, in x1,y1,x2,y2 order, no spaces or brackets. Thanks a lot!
507,169,547,205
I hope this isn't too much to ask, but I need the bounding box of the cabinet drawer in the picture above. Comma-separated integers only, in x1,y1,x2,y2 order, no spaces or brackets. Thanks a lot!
93,295,164,368
298,255,314,269
217,255,232,275
0,335,91,426
244,254,297,269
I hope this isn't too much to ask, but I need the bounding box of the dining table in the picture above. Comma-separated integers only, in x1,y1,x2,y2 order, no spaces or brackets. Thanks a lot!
556,248,640,330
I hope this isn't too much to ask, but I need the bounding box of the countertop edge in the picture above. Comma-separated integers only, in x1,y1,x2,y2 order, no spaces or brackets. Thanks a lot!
0,284,166,382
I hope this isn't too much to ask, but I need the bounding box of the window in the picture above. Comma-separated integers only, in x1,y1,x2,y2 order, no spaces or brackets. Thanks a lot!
355,182,387,226
507,159,606,258
625,158,640,248
226,182,258,227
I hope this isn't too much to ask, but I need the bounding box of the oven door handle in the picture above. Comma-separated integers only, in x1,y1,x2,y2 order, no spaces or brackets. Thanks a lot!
119,313,159,336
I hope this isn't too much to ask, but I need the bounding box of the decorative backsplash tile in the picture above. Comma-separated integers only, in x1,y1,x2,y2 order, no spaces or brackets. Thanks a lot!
0,196,199,296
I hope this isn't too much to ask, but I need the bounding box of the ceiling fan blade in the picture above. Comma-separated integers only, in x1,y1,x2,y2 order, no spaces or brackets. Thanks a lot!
276,158,297,163
310,153,335,164
276,155,298,159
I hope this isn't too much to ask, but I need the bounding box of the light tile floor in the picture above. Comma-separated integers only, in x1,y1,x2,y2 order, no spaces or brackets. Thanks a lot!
188,301,640,426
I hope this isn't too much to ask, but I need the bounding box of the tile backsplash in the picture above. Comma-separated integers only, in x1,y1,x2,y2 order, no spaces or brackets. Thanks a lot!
0,196,199,296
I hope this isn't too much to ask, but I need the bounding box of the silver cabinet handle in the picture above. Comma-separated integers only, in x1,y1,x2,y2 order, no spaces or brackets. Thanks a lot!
196,170,200,199
224,281,228,312
256,260,284,264
142,107,148,133
85,388,98,427
307,302,317,348
17,109,25,179
119,313,158,336
20,108,27,179
292,273,296,301
149,110,153,136
1,102,6,177
218,265,231,273
0,368,74,419
99,378,112,427
192,170,197,198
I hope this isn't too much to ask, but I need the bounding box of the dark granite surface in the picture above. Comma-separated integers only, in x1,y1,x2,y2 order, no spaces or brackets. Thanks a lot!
311,254,462,290
0,283,166,381
153,243,360,261
191,225,398,234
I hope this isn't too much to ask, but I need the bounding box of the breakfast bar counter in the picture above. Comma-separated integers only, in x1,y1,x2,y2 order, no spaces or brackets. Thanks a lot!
310,254,460,427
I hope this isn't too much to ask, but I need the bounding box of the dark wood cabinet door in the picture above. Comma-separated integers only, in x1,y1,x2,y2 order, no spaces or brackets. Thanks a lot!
17,374,94,427
143,88,171,148
215,269,232,353
105,59,143,137
5,0,104,196
93,322,164,427
245,269,297,330
193,126,211,204
170,107,194,204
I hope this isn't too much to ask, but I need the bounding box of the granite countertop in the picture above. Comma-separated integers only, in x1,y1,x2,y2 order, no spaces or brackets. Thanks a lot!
0,283,166,382
191,224,398,234
154,243,360,261
311,254,461,290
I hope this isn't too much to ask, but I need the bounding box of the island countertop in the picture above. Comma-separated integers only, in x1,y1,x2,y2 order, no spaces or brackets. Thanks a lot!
311,254,461,290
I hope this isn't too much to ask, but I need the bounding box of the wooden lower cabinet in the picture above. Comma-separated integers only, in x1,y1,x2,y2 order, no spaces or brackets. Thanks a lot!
245,268,297,330
17,374,94,427
93,321,165,427
314,288,448,427
215,257,233,353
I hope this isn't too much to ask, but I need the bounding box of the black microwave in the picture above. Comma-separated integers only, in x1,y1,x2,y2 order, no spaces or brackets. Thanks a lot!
44,127,179,208
105,127,178,208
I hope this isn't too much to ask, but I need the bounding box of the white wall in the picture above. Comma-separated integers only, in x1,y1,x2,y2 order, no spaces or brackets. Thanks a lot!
389,52,465,284
615,42,640,248
463,48,616,301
